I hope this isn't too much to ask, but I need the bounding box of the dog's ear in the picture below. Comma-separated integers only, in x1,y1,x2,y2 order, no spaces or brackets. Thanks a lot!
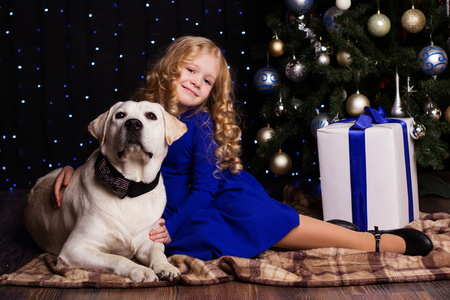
88,103,121,146
161,109,187,146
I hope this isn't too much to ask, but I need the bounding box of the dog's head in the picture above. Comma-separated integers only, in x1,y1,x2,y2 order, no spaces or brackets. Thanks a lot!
88,101,187,182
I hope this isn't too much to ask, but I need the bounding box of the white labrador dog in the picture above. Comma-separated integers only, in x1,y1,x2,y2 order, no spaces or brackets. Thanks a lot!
24,101,187,282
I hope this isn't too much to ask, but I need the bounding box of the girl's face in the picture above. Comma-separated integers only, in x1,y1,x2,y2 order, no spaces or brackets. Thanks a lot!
175,51,220,116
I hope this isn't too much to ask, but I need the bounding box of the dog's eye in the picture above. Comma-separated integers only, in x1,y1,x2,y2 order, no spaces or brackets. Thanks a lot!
146,112,157,120
115,112,126,119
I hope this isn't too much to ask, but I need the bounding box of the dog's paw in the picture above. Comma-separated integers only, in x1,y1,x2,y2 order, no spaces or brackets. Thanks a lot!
153,262,180,281
128,265,159,282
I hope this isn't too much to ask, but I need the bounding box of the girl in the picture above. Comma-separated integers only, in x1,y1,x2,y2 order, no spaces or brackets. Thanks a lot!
53,36,432,260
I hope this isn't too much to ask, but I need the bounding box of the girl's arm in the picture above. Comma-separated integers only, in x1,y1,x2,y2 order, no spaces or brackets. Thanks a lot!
52,162,84,207
52,165,75,208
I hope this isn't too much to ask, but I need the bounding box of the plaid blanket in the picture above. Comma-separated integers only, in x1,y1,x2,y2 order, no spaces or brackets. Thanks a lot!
1,212,449,288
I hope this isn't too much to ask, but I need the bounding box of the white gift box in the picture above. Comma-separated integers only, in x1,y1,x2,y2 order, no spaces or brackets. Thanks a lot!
317,117,419,231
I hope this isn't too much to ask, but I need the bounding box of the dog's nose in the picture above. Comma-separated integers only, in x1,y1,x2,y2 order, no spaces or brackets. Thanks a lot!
124,119,143,132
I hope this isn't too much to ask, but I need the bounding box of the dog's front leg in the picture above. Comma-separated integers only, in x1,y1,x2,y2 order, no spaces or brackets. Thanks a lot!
135,242,180,281
58,246,160,282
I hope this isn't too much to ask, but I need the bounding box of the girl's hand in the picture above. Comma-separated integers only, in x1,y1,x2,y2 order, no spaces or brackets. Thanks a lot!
52,166,75,208
149,218,172,244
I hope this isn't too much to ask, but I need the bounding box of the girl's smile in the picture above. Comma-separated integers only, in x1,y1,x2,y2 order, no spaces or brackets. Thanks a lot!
175,51,220,115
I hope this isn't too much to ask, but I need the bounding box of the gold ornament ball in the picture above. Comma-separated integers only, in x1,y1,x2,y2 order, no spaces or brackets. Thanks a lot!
269,38,285,57
367,13,391,37
401,9,426,33
336,49,352,67
269,151,292,176
346,92,370,117
256,126,275,147
445,106,450,123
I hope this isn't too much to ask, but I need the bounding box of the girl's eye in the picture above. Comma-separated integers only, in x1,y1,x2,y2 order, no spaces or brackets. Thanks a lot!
146,112,157,120
115,112,126,119
204,78,211,85
187,67,194,73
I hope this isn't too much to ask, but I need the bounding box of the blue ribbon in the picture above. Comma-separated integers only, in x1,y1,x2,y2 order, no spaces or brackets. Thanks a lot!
340,107,414,231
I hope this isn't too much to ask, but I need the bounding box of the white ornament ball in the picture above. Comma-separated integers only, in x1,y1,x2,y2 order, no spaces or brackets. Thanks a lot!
367,13,391,37
285,0,314,14
335,0,351,11
253,67,281,94
316,53,331,65
269,151,292,175
346,92,370,117
310,112,330,138
323,6,343,33
285,59,308,82
418,45,448,76
256,126,275,147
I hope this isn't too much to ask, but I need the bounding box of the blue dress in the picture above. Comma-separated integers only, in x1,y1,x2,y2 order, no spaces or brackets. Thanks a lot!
162,111,300,260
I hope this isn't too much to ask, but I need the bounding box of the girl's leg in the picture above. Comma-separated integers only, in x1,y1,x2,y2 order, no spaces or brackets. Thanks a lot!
274,215,406,254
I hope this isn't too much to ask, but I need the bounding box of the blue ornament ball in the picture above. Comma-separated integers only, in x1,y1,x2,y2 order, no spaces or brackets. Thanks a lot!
323,6,343,33
253,67,281,94
285,0,314,14
418,44,448,76
310,112,330,138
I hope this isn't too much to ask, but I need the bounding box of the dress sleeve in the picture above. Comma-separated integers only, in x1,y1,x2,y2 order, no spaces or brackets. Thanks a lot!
164,116,220,236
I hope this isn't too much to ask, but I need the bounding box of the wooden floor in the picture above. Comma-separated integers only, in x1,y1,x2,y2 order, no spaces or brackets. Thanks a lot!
1,172,449,299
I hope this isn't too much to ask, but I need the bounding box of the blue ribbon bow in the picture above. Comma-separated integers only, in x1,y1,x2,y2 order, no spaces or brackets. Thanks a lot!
341,107,414,231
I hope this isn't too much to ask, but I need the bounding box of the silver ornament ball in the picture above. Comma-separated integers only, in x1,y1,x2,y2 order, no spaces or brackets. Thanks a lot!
426,106,442,120
310,112,330,138
291,98,303,111
418,45,448,76
274,101,287,116
285,59,308,82
424,100,438,111
285,0,314,14
323,6,343,33
410,121,426,139
253,67,281,94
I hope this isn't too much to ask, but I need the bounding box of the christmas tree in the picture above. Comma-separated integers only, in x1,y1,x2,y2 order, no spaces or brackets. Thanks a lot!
250,0,450,179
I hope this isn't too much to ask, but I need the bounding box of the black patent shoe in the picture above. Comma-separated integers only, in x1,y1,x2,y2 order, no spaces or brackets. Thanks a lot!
326,219,360,232
368,226,433,256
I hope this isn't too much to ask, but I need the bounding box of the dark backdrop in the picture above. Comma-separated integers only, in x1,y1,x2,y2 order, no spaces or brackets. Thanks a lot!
0,0,275,190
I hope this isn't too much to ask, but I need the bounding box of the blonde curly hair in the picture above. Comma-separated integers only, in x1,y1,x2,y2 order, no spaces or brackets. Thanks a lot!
134,36,243,174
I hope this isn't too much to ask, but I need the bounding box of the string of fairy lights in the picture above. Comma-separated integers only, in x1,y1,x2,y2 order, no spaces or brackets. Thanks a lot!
1,0,258,190
1,1,318,191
